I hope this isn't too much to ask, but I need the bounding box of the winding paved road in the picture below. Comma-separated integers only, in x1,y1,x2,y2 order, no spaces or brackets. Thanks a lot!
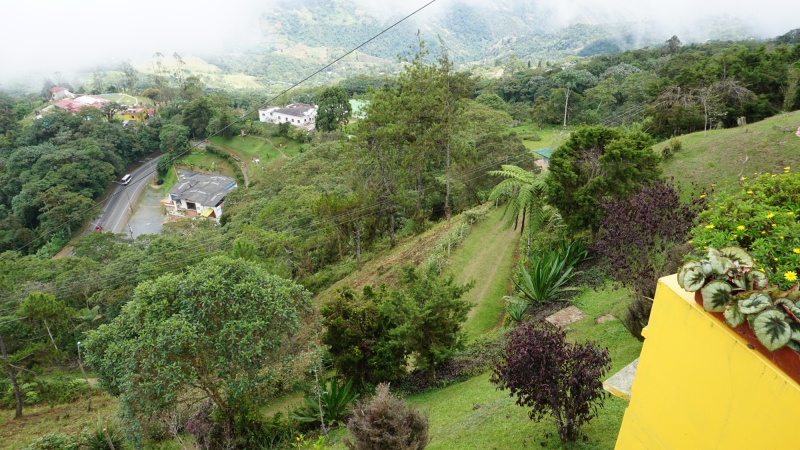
96,156,163,234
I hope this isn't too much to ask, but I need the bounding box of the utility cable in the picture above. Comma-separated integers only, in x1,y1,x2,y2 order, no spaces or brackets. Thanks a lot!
14,0,441,253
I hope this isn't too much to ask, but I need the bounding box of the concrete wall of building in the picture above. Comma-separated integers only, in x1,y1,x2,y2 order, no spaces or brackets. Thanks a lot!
615,274,800,449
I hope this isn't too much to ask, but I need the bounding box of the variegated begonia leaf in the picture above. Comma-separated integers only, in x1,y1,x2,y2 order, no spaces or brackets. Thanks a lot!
682,266,707,292
753,309,792,352
678,262,700,289
738,293,772,315
701,280,732,312
720,246,755,267
724,303,745,328
747,270,768,290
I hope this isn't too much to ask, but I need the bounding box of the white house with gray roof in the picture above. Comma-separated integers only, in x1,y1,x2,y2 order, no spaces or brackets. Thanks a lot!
258,103,318,130
161,171,237,220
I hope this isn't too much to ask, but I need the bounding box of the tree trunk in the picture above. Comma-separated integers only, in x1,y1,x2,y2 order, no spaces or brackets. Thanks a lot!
389,204,396,247
0,334,23,419
445,139,451,221
43,319,58,351
356,228,362,270
563,88,570,128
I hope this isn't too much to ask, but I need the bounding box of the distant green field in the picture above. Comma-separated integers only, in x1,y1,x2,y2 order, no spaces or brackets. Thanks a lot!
513,123,570,152
176,151,237,179
658,111,800,195
210,136,281,162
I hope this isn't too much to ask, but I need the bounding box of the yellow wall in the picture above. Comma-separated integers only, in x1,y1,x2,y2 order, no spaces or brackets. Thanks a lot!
121,110,146,122
615,274,800,449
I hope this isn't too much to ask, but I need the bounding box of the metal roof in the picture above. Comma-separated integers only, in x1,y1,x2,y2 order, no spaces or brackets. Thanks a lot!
169,172,237,206
534,147,556,159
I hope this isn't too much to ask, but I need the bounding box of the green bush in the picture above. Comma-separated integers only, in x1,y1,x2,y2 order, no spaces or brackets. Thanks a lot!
690,169,800,288
1,373,90,409
22,433,80,450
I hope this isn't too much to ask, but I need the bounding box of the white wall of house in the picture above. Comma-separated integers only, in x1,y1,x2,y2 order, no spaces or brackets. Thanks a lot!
258,106,317,128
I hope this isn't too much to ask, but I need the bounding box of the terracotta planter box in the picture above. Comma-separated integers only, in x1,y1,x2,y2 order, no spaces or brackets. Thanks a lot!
695,291,800,386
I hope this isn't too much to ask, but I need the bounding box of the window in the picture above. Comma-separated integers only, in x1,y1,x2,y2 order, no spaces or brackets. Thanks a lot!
121,174,132,185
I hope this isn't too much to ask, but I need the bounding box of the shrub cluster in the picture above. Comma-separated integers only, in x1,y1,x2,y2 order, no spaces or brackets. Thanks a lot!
1,373,90,409
345,383,429,450
594,180,703,338
689,169,800,288
491,322,611,443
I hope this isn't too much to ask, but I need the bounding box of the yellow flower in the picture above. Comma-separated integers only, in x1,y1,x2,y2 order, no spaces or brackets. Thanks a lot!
772,223,776,227
785,166,791,171
761,231,767,234
774,257,779,261
767,213,775,219
786,271,798,282
704,246,708,249
700,194,706,198
772,174,778,178
788,212,795,216
711,183,717,187
780,236,784,240
732,234,738,238
747,190,754,194
794,248,800,254
737,225,745,230
688,240,693,244
705,224,715,229
740,177,747,180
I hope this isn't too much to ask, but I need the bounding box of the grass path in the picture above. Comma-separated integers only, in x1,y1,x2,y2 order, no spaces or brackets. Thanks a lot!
447,208,520,339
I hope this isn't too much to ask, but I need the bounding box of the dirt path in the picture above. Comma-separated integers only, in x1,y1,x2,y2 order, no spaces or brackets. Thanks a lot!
446,208,520,337
251,135,288,158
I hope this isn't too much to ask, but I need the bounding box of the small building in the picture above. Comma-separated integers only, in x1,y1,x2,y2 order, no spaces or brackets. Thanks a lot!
121,106,147,122
161,172,237,220
49,86,73,102
258,103,318,130
53,95,108,113
533,147,555,170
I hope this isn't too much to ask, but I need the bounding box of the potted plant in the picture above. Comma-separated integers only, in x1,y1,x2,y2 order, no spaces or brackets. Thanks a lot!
677,246,800,384
677,246,768,311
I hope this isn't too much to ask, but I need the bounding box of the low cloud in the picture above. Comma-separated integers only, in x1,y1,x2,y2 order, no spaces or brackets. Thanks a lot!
2,0,798,89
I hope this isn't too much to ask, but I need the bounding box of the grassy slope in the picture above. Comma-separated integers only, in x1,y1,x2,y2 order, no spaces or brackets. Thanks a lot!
658,111,800,195
0,395,119,450
328,284,641,450
448,208,519,339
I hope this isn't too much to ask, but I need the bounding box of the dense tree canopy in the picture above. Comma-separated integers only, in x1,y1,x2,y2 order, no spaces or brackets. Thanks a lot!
315,86,352,132
84,256,311,436
545,126,661,235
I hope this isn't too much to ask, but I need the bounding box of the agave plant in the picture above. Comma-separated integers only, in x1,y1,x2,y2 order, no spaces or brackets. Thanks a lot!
504,298,529,323
509,249,581,305
677,246,768,312
293,378,358,427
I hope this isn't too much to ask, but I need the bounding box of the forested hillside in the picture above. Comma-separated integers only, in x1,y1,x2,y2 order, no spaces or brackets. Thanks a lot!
2,11,800,448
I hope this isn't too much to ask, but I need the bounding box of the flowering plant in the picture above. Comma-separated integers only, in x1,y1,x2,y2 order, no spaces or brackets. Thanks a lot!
689,168,799,288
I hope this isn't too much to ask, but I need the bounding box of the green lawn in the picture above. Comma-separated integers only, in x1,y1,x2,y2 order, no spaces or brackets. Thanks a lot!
175,151,237,179
513,123,570,152
447,209,519,339
329,283,641,449
210,136,281,162
658,110,800,196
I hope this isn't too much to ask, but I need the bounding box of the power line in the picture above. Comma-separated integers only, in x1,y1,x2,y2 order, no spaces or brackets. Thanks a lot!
16,0,441,254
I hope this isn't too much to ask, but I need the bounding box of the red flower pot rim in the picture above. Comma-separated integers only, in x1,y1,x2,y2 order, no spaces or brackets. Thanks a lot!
694,291,800,386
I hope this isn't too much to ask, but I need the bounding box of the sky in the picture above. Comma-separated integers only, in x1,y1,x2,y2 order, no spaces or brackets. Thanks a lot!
1,0,798,89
